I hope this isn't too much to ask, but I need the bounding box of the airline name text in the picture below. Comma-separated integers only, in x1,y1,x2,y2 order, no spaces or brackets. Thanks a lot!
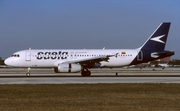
37,51,68,60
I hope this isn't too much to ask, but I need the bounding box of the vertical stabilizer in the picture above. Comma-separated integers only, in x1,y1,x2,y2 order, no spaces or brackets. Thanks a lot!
140,22,171,51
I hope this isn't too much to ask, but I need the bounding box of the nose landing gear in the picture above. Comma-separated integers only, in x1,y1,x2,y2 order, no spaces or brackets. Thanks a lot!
26,68,31,76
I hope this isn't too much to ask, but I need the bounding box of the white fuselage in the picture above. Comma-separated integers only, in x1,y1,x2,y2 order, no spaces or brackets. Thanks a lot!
5,49,139,68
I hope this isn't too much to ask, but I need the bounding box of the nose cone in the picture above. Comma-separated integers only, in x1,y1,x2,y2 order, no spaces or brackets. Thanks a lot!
5,57,20,67
5,58,16,67
4,58,12,66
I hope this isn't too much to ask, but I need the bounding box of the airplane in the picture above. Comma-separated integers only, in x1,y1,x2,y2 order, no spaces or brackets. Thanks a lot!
4,22,174,76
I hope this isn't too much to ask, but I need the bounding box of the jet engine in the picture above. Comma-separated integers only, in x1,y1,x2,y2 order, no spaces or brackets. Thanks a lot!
54,63,82,73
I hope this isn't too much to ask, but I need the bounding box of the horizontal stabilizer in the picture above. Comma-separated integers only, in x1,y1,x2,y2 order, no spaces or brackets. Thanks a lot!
151,51,174,58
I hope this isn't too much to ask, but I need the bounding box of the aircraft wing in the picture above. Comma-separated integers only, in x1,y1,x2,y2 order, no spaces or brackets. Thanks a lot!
62,53,118,67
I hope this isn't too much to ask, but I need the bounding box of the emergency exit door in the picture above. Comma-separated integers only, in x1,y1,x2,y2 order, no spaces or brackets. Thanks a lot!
137,50,143,61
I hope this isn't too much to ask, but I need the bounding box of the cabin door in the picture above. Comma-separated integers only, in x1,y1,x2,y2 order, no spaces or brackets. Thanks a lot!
25,51,31,61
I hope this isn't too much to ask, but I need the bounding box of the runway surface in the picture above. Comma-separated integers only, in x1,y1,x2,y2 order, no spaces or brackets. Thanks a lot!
0,67,180,84
1,77,180,84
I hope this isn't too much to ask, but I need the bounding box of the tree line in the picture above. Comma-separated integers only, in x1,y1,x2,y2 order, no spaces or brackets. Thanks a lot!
0,57,5,65
150,59,180,67
168,59,180,67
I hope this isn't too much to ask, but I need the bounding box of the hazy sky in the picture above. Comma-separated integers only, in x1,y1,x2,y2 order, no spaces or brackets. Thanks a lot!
0,0,180,59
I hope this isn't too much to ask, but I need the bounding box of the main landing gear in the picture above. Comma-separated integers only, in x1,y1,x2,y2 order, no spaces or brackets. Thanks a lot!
81,68,91,77
25,67,91,77
26,68,31,76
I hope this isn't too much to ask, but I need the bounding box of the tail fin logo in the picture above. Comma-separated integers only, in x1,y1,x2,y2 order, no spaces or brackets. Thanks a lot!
150,35,165,44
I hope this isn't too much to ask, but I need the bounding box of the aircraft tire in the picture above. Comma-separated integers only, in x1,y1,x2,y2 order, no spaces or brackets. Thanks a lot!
81,70,91,77
26,73,30,76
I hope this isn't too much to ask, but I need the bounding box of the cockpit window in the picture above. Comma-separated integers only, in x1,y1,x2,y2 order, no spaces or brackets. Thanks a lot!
12,54,20,57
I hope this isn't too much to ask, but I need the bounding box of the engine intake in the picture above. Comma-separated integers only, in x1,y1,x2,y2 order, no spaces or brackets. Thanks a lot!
54,63,81,73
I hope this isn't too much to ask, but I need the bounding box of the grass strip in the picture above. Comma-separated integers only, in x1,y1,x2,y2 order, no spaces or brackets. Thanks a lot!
0,84,180,111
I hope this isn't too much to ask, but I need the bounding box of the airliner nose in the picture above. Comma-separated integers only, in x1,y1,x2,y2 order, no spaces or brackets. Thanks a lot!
4,58,12,66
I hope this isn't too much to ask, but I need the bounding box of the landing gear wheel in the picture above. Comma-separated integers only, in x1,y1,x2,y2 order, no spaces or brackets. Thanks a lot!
26,68,31,76
26,72,30,76
86,71,91,76
81,69,91,77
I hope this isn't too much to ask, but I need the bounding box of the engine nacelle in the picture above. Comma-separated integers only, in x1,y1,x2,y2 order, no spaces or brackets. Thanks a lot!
54,63,82,73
